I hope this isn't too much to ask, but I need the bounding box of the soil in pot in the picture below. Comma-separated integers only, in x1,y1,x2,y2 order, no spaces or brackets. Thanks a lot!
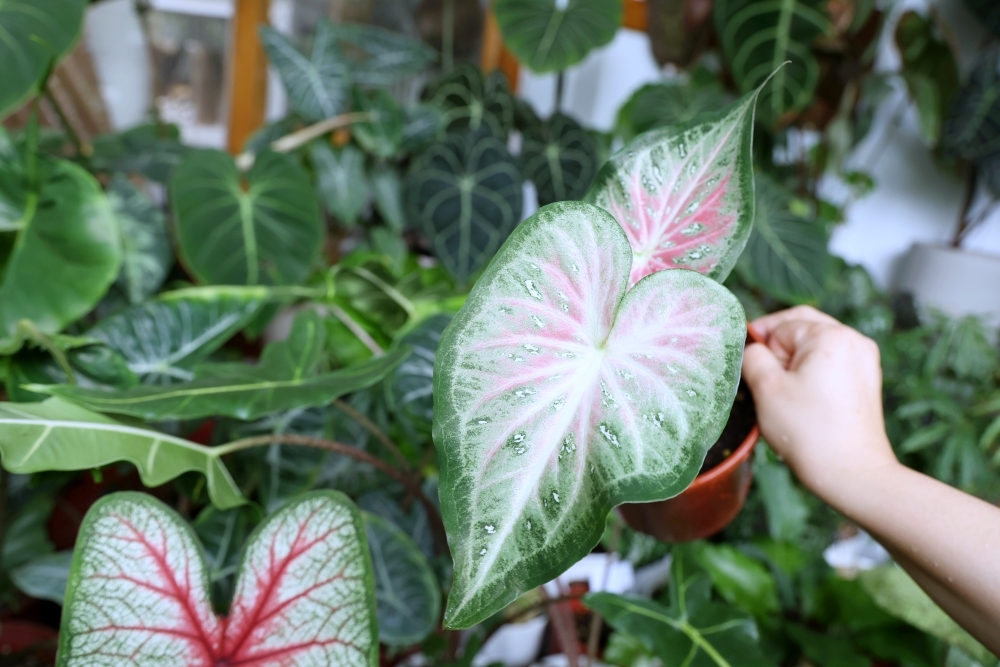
699,379,756,474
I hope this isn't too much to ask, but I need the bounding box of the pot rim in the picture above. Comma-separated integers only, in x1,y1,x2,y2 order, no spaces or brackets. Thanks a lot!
686,321,764,489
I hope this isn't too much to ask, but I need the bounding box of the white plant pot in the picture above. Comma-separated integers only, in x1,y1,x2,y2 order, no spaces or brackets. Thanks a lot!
473,615,548,667
894,243,1000,329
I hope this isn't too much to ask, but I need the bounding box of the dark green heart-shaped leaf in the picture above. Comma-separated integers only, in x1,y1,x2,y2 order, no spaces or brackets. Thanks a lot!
493,0,622,73
261,22,350,123
352,88,405,159
364,511,441,646
107,174,173,304
358,490,435,560
406,131,523,283
715,0,830,127
387,313,452,433
85,286,268,383
943,47,1000,161
36,311,409,421
895,11,959,146
311,142,369,226
172,149,323,286
0,398,243,508
0,159,120,335
615,78,730,143
0,0,87,119
736,173,831,304
427,65,514,138
522,112,599,205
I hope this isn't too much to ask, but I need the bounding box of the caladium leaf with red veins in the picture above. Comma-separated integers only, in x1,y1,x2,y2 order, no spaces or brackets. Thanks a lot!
57,491,378,667
585,90,759,286
434,201,745,628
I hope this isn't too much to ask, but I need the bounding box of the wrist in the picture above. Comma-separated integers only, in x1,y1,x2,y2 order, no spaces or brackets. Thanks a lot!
793,436,901,513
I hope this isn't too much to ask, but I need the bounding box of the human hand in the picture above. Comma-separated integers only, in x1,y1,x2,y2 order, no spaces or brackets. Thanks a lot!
741,306,898,500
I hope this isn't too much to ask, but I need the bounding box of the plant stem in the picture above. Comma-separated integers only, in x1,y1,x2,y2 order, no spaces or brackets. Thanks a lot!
234,112,374,170
349,266,417,320
332,398,410,471
555,72,565,113
215,433,448,556
953,165,979,248
587,522,620,663
442,0,455,73
327,304,385,356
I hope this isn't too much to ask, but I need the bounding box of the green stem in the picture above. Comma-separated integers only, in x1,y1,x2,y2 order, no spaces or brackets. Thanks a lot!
350,266,417,320
19,320,76,384
442,0,455,73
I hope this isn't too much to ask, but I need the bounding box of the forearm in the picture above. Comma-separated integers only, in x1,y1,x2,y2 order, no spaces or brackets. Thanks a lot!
805,448,1000,651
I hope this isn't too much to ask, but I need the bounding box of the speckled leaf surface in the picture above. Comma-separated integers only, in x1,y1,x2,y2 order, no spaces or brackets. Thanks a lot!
58,491,378,667
434,201,745,628
586,91,757,287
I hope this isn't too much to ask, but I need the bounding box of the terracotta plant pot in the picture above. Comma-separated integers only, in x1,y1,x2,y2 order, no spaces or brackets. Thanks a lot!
618,324,764,543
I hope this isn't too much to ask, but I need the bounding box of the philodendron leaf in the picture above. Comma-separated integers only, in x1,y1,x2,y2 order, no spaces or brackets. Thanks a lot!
522,113,600,206
585,90,758,286
107,174,173,304
0,398,243,509
406,131,523,284
0,159,121,336
172,149,323,286
364,511,441,646
0,0,87,119
311,141,370,227
435,201,745,627
260,22,350,123
37,311,409,421
493,0,622,73
715,0,830,128
428,65,515,139
85,286,268,383
58,491,378,667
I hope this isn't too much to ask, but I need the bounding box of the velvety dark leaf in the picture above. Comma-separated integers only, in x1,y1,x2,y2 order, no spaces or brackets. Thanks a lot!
311,142,370,226
521,113,599,205
358,490,434,560
406,131,523,283
427,65,514,138
615,78,730,143
107,174,173,304
171,149,323,286
895,11,960,146
386,313,452,433
493,0,621,73
352,88,405,159
944,47,1000,160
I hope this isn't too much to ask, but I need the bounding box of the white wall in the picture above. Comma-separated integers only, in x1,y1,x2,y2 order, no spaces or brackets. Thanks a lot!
85,0,152,130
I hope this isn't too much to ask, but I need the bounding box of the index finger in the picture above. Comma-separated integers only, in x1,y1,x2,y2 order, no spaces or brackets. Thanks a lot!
750,305,838,341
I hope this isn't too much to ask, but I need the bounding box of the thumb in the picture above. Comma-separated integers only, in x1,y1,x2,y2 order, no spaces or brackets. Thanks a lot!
742,342,785,394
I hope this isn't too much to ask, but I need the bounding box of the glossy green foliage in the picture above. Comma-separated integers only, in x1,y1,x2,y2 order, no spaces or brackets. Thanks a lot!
427,65,515,138
406,131,523,283
736,174,831,304
0,399,243,508
615,77,730,143
521,113,599,205
107,174,173,304
364,512,441,646
0,0,87,118
943,47,1000,161
37,311,409,421
171,149,323,286
493,0,621,73
895,11,959,146
715,0,830,127
0,156,120,336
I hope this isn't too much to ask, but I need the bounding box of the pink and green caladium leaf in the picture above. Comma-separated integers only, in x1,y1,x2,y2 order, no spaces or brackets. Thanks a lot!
58,490,378,667
434,201,745,628
585,89,758,286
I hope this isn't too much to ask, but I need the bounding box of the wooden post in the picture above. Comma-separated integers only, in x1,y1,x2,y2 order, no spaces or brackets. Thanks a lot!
622,0,648,31
227,0,271,155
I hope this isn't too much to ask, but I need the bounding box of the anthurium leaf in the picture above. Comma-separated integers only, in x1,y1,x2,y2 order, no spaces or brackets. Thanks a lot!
943,47,1000,161
260,22,350,123
352,88,405,159
406,131,523,284
58,491,378,667
0,159,121,336
615,78,730,143
402,103,444,153
329,22,436,87
0,0,87,119
172,149,323,286
364,511,441,646
736,173,831,304
36,311,409,421
85,286,268,383
895,11,959,146
10,550,73,604
522,113,600,206
586,90,759,286
427,65,515,138
493,0,622,73
0,398,243,509
586,551,771,667
311,141,370,227
89,123,188,184
107,173,173,304
964,0,1000,37
435,201,745,627
715,0,830,127
387,313,452,434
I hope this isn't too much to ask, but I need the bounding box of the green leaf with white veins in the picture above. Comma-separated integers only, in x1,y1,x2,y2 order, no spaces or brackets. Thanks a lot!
352,88,405,159
36,311,409,421
0,398,244,509
428,65,515,139
260,22,350,123
107,173,173,304
85,287,268,383
311,142,370,227
522,113,600,206
172,149,323,286
434,201,745,627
